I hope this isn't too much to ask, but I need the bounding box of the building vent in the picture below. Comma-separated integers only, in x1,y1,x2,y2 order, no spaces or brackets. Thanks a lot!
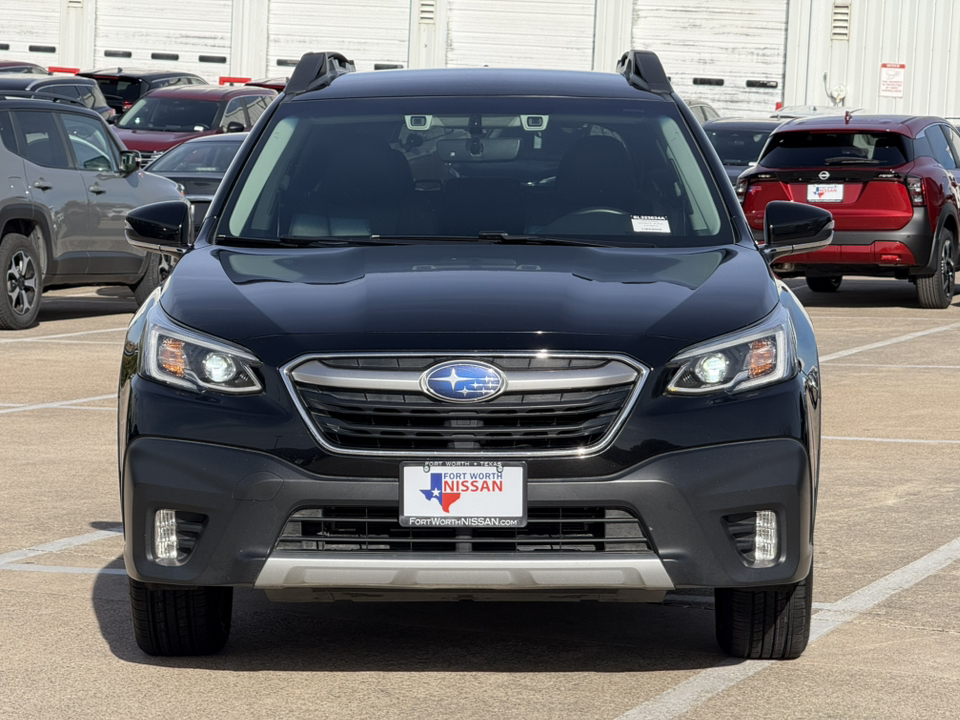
831,3,851,40
419,0,437,24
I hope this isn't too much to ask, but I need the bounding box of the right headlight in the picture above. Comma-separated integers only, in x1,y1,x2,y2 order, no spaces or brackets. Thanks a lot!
142,306,263,394
666,304,797,395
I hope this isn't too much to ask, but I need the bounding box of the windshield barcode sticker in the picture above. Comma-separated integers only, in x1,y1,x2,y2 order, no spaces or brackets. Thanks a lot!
631,215,671,233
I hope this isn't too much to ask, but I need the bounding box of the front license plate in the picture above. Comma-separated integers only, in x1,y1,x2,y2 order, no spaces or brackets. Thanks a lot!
400,461,527,528
807,183,844,202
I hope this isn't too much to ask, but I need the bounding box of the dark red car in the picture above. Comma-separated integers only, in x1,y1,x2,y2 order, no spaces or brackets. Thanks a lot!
738,115,959,308
112,85,275,164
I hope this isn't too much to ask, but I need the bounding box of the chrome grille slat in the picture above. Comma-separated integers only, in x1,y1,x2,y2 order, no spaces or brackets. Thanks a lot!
281,352,649,457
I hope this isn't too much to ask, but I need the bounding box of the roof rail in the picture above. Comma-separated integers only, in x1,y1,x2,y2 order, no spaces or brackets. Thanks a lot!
616,50,672,95
0,90,88,108
284,52,355,97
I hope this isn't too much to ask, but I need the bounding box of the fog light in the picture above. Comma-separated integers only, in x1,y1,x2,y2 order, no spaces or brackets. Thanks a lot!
154,509,178,564
755,510,778,563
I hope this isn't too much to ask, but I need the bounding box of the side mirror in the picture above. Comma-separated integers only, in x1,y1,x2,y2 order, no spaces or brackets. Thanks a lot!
762,201,833,260
119,150,140,174
107,114,118,125
224,121,245,133
125,200,193,255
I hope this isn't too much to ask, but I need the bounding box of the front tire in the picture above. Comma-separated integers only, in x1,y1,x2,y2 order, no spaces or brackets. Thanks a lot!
0,233,42,330
715,567,812,660
805,275,842,293
917,228,955,309
129,578,233,656
131,253,177,307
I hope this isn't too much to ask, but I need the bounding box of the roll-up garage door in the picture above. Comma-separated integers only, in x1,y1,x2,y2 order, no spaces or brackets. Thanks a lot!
446,0,594,69
632,1,789,116
0,0,61,68
93,0,233,81
267,0,410,74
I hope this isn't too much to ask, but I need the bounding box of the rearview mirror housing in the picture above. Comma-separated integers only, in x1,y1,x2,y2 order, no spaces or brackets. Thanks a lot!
119,150,140,174
125,200,193,255
762,201,833,260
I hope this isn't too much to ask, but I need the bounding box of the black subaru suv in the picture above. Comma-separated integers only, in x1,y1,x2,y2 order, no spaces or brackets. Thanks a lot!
118,51,833,660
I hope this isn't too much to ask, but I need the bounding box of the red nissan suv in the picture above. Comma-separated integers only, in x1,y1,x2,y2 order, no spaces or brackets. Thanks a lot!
738,115,959,308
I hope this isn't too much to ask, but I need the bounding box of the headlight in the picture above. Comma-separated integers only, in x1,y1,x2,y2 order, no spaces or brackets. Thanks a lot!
666,304,797,395
142,307,262,394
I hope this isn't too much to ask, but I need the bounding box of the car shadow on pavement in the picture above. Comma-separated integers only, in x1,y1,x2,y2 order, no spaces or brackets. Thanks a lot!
784,277,959,310
37,290,137,324
92,557,726,673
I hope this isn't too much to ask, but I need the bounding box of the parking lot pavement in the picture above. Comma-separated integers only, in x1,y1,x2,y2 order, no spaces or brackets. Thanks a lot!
1,279,959,719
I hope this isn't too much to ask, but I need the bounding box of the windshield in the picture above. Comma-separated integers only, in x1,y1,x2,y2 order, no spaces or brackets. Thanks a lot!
118,96,219,132
147,138,243,173
93,77,142,105
220,97,732,247
705,126,773,166
761,131,909,167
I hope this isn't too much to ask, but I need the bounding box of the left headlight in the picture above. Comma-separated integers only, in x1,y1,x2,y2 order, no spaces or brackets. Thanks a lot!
666,304,797,395
142,307,263,394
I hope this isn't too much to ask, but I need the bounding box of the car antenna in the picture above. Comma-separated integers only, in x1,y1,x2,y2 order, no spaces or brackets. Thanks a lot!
844,110,852,125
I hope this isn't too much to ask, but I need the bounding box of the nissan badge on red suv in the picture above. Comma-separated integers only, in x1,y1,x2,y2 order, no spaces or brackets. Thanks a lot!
738,114,959,308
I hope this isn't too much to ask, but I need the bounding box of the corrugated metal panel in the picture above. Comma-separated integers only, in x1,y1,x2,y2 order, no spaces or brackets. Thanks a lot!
445,0,595,69
267,0,410,73
93,0,232,79
785,0,960,120
632,1,789,117
0,0,61,67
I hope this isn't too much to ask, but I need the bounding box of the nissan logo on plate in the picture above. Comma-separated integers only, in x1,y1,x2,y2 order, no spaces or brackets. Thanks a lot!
421,361,506,402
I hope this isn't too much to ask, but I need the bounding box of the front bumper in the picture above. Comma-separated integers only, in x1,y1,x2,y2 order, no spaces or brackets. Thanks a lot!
123,435,813,592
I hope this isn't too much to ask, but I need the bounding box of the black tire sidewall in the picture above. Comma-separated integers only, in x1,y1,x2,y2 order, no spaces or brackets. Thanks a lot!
0,233,42,330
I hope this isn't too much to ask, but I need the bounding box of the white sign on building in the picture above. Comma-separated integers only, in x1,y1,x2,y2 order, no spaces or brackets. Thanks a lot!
879,62,906,98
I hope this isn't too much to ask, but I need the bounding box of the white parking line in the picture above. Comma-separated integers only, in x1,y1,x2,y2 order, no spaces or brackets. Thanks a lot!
824,435,960,445
615,535,960,720
822,363,960,369
0,564,127,576
0,327,126,345
0,526,122,565
0,394,116,415
819,322,960,362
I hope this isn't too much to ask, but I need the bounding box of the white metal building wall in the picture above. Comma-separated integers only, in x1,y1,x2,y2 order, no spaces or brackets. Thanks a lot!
444,0,595,70
631,0,789,117
267,0,410,74
93,0,233,78
0,0,61,68
785,0,960,119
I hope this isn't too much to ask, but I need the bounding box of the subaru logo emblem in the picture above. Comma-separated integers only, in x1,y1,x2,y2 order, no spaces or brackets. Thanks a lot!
818,170,830,181
421,361,506,403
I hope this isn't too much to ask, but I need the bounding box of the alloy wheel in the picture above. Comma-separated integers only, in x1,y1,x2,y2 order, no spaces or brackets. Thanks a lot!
5,249,37,316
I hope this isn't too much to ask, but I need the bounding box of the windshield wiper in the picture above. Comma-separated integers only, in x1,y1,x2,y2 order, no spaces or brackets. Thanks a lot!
822,157,882,165
216,234,412,248
371,233,639,247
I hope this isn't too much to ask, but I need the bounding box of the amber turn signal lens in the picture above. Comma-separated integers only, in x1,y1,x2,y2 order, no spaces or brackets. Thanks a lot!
746,338,776,379
158,337,187,377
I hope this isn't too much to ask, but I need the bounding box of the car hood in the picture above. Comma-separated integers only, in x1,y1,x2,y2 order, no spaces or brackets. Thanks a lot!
114,128,213,151
159,243,779,367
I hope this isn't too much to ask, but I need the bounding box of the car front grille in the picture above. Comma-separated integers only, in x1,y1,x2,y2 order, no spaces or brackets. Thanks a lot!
276,505,651,554
138,150,162,167
284,353,647,457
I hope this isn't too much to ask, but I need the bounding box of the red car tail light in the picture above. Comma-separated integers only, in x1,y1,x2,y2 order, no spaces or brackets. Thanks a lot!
740,174,787,229
904,175,925,206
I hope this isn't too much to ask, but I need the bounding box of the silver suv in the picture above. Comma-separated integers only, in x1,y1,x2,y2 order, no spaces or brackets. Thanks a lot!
0,98,182,329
